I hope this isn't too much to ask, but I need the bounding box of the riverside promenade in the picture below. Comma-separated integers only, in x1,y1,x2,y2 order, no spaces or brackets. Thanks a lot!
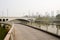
14,24,60,40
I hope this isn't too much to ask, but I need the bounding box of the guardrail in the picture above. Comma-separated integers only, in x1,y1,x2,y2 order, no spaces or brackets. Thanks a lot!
26,22,60,37
4,24,15,40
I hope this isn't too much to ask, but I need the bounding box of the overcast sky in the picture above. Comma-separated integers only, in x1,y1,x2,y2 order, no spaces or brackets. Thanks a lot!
0,0,60,17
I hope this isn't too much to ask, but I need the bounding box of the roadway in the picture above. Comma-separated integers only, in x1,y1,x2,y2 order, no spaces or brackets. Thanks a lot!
14,24,60,40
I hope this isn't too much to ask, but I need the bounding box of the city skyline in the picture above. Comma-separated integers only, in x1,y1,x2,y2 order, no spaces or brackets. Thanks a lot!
0,0,60,17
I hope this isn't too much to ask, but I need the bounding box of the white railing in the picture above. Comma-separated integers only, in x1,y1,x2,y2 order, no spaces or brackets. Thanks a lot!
27,23,60,36
4,24,15,40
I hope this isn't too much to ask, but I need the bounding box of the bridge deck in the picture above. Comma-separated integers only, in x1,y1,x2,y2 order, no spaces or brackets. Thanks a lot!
14,24,60,40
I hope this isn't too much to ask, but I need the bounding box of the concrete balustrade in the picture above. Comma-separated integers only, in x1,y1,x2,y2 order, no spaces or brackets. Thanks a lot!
27,22,60,37
4,24,15,40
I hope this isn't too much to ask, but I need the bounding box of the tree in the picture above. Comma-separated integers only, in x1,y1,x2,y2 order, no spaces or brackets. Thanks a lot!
56,14,60,34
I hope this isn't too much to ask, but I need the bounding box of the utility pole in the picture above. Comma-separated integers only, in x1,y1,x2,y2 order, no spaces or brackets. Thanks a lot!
7,9,8,18
2,10,3,18
6,9,8,21
28,10,29,17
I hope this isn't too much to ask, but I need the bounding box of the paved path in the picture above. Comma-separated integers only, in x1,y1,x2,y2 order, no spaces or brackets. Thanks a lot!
14,24,60,40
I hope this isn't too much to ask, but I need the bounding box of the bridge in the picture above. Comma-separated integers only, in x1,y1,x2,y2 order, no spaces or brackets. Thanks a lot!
3,19,60,40
0,17,35,22
0,17,60,40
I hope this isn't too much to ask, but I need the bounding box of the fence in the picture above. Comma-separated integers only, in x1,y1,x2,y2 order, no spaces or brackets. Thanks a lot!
27,22,60,36
4,24,15,40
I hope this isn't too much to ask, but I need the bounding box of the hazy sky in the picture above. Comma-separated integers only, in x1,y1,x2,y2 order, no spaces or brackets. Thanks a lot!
0,0,60,17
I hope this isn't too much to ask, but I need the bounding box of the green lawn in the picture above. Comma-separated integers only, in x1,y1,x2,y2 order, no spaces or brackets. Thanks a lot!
0,27,8,40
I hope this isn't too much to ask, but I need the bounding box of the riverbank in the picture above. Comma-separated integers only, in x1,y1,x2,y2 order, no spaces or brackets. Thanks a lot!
0,27,8,40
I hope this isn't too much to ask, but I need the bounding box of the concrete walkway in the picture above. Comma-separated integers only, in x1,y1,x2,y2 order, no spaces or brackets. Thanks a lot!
14,24,60,40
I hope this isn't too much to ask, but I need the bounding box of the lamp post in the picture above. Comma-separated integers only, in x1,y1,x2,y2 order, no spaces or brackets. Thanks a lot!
7,9,8,18
6,9,8,21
